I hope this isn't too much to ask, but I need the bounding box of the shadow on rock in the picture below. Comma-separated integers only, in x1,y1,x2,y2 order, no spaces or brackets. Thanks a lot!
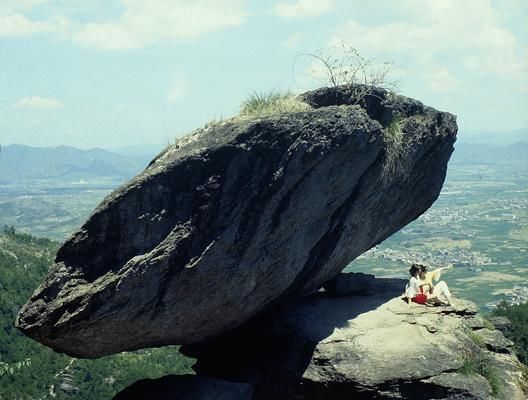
113,374,254,400
184,275,405,375
115,274,409,399
114,273,526,399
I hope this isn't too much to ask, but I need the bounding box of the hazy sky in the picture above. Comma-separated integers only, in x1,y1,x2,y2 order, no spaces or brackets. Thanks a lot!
1,0,527,149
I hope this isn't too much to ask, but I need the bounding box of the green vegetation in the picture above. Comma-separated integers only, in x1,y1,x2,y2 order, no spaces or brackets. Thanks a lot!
0,358,31,376
519,363,528,396
491,301,528,364
381,115,407,182
466,330,486,349
459,347,503,398
239,90,311,118
483,362,503,398
197,89,311,132
458,325,523,398
481,317,495,331
0,228,194,399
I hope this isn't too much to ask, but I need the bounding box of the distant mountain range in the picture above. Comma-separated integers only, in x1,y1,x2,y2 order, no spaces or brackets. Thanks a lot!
452,127,527,165
1,134,526,184
0,144,161,183
457,128,527,145
451,141,528,165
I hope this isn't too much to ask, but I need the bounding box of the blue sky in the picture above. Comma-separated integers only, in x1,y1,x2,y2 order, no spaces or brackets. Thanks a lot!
1,0,527,149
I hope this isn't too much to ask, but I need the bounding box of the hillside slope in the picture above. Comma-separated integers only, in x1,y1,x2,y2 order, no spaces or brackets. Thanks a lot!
0,228,192,400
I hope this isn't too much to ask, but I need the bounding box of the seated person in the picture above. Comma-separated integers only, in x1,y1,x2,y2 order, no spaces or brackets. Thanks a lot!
405,264,428,305
417,264,452,306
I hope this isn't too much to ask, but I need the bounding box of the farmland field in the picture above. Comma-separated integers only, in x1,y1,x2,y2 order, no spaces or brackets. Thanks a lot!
346,161,528,310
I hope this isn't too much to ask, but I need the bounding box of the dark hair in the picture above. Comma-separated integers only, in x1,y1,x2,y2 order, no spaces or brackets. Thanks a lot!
409,264,420,276
418,264,428,273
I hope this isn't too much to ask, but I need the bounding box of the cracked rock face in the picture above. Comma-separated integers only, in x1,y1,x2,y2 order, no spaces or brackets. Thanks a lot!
181,274,526,400
17,86,457,358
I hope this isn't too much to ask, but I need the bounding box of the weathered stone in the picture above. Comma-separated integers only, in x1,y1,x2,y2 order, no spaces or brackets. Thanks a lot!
421,373,491,400
181,276,526,400
184,283,466,398
112,375,253,400
463,316,487,330
487,352,528,399
476,328,514,353
16,85,457,358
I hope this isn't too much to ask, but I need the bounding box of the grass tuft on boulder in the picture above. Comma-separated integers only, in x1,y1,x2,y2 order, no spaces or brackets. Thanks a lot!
239,91,311,118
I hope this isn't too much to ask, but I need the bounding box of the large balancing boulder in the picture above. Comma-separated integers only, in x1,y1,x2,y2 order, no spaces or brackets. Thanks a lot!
16,85,457,358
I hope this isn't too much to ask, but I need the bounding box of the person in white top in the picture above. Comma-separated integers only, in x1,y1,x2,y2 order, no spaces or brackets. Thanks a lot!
406,264,427,305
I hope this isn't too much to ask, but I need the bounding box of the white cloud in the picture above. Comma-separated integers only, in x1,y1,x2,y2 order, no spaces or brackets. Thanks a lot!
281,32,302,48
0,1,67,37
0,0,49,13
166,72,190,104
0,13,60,36
0,1,248,49
73,0,248,50
421,67,459,93
274,0,333,19
328,0,527,91
15,96,64,110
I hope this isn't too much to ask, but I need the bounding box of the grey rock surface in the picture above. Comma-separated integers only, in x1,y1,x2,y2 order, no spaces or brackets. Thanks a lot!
463,316,487,330
476,328,514,353
182,274,527,400
16,85,457,358
422,373,491,400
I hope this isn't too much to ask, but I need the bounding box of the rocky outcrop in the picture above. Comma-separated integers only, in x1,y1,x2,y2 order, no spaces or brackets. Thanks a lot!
16,85,457,358
165,274,524,400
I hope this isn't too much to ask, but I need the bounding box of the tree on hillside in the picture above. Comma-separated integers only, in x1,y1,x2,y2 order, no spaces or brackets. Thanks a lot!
492,301,528,364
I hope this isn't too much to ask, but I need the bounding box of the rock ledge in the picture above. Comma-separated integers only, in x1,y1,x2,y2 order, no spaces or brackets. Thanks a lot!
118,274,525,400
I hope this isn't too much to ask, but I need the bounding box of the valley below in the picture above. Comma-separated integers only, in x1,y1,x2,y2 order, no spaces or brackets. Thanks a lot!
347,156,528,310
